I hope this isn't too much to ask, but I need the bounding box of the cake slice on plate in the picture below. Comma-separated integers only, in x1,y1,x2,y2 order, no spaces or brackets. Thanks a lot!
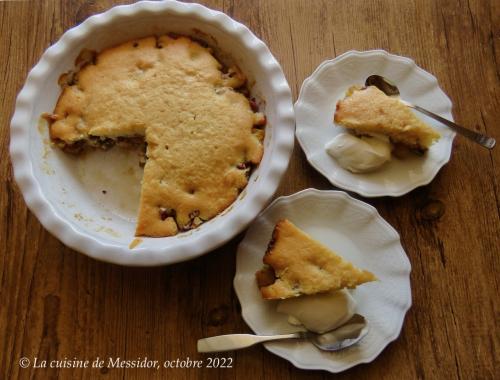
255,219,376,299
334,86,440,151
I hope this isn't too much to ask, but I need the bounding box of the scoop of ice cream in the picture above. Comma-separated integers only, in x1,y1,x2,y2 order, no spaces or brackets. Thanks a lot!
325,133,392,173
277,289,357,333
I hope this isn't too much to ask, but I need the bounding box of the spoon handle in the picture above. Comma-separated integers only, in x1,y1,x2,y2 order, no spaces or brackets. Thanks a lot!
403,101,495,149
197,332,303,353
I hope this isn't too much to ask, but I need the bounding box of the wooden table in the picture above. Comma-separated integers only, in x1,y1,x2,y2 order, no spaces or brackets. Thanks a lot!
1,0,498,379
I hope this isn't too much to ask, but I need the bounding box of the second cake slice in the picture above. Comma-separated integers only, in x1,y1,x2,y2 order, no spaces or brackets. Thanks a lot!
256,219,376,299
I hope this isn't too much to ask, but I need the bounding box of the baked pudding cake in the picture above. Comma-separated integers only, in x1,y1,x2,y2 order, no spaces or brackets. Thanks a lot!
256,219,376,299
46,35,265,237
334,85,440,151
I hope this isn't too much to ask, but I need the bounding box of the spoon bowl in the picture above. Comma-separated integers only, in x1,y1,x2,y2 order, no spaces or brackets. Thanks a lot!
365,75,400,97
308,314,369,351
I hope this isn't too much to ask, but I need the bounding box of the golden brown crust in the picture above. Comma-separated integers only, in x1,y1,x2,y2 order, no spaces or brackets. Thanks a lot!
48,35,264,237
256,219,376,299
334,86,440,150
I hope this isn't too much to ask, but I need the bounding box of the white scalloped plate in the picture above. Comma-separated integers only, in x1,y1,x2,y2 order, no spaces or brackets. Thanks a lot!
9,1,295,266
234,189,411,373
295,50,455,197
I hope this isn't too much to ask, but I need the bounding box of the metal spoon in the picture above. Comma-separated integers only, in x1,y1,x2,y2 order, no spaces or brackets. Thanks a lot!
197,314,368,353
365,75,495,149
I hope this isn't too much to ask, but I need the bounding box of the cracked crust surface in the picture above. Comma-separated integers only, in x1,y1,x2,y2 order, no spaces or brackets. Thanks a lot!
48,35,264,237
256,219,376,299
334,86,440,150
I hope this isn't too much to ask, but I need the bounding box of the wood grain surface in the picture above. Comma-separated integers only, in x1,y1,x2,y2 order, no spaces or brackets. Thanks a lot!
1,0,499,379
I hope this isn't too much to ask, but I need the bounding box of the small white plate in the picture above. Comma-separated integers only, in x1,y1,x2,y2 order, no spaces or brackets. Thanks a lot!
234,189,411,373
295,50,455,197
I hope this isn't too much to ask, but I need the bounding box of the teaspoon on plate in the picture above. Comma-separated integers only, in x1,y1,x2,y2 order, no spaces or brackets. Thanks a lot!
365,75,495,149
197,314,369,353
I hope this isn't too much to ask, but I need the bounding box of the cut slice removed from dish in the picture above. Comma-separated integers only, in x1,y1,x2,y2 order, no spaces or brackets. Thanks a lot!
256,219,376,299
334,85,440,151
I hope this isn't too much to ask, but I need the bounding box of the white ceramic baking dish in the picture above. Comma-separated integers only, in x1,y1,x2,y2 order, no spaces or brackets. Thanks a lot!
10,0,295,266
